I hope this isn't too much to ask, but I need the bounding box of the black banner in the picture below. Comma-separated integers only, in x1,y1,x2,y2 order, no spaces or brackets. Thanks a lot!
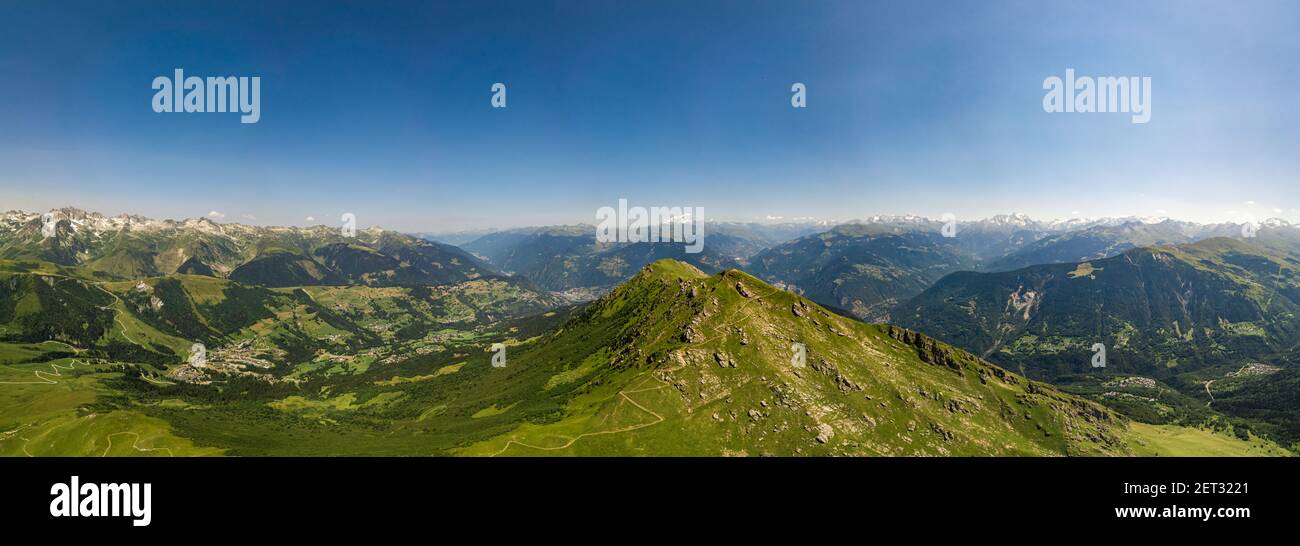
2,457,1292,534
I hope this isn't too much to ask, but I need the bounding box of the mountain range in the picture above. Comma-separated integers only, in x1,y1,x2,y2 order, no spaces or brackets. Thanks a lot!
0,208,494,288
455,222,827,295
2,207,1296,456
897,237,1300,378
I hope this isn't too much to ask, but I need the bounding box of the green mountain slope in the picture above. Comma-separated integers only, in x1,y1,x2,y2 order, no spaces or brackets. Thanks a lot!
0,267,115,347
895,238,1300,380
228,249,346,287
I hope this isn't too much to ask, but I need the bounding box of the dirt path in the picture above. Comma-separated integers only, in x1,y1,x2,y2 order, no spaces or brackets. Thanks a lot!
489,389,668,455
89,282,147,346
43,340,84,354
0,423,32,444
101,431,174,457
489,282,782,456
139,375,174,386
0,359,89,385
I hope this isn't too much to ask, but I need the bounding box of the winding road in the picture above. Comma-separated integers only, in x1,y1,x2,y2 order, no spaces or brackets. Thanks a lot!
0,358,90,385
101,431,174,457
1204,364,1254,408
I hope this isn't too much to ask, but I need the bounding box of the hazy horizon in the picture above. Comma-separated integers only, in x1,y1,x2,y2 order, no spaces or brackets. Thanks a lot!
5,203,1294,236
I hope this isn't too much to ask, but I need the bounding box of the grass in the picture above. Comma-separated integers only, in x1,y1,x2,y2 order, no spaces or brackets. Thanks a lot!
0,352,223,456
105,298,193,356
268,393,360,413
1126,422,1289,457
1067,262,1100,279
0,342,69,364
373,363,465,386
470,402,519,419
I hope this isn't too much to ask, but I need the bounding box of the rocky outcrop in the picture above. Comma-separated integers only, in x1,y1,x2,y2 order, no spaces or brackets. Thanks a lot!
882,326,967,375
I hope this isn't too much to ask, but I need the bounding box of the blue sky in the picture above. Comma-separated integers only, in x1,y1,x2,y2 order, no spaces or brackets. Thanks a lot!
1,0,1296,231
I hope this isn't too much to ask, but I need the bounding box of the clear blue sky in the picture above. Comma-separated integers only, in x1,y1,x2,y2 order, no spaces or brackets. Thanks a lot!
1,0,1296,231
